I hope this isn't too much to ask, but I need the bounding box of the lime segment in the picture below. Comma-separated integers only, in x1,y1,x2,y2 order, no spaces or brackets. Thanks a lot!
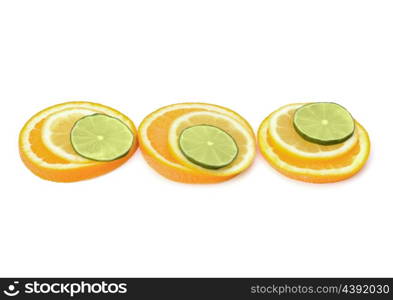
179,125,239,169
293,103,355,145
70,114,134,161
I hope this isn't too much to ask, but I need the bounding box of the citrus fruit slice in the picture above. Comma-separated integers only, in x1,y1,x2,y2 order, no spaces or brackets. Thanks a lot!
294,102,355,145
258,113,370,183
268,104,358,160
19,102,138,182
168,111,255,176
179,125,239,169
42,108,101,163
71,114,134,161
138,103,256,183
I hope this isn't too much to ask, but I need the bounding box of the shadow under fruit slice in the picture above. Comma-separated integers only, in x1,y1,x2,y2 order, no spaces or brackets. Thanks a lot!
71,114,134,161
179,125,239,169
19,101,138,182
294,102,355,145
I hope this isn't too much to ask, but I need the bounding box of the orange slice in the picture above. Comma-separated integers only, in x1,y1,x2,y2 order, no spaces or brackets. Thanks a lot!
258,111,370,183
138,103,255,183
19,101,138,182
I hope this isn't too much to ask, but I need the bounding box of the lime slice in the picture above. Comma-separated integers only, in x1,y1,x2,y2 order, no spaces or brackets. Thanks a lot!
70,113,134,161
179,125,239,169
293,102,355,145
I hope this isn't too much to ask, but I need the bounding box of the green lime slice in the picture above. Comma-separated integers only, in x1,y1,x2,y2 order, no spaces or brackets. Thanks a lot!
179,125,239,169
293,102,355,145
70,113,134,161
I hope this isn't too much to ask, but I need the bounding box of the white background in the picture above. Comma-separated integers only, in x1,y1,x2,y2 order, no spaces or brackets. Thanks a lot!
0,0,392,277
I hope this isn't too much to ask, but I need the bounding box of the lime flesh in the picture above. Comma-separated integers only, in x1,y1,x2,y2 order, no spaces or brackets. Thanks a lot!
70,114,134,161
293,102,355,145
179,125,239,169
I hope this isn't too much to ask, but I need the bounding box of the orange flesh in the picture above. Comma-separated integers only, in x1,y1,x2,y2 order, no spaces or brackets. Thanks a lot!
29,118,70,163
20,103,138,182
147,108,202,162
20,145,137,182
140,104,256,183
258,114,370,183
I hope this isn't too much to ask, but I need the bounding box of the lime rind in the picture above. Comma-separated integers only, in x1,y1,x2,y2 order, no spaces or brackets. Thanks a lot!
293,102,355,145
179,125,239,169
70,113,134,161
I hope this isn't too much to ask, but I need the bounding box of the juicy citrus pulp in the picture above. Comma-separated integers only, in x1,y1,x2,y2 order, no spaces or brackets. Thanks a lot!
42,108,101,163
294,102,355,145
71,114,134,161
179,125,239,169
139,103,256,183
168,110,255,176
19,102,138,182
268,104,358,160
258,104,370,183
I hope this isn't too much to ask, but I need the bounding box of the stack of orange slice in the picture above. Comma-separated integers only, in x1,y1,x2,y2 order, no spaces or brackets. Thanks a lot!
138,103,256,183
19,102,138,182
258,103,370,183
